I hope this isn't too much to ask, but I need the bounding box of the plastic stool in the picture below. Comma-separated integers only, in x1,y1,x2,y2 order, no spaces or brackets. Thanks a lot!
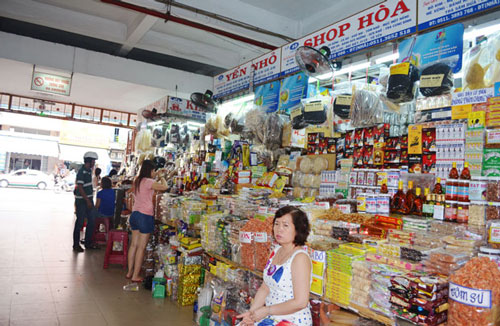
93,217,110,244
103,230,128,269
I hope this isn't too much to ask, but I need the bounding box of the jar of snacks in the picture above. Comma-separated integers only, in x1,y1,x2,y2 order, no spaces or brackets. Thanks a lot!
486,177,500,202
469,201,486,226
456,202,469,223
445,201,457,222
486,203,500,220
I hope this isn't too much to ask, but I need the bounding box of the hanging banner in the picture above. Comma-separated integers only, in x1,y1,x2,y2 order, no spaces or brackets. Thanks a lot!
280,0,417,76
252,49,281,85
278,72,308,114
418,0,500,31
31,72,72,96
167,97,207,122
398,23,464,73
213,61,253,98
254,80,281,113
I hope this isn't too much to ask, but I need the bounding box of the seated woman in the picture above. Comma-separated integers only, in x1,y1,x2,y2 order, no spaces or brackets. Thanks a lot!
237,206,312,326
95,177,115,218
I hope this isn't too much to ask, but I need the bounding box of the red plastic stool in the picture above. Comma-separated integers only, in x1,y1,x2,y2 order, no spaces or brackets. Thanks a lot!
93,218,110,244
103,230,128,269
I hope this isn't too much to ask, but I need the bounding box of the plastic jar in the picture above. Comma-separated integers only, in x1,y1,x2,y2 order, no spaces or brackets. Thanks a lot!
457,180,470,202
469,201,487,226
486,177,500,202
357,170,366,186
457,202,469,223
445,201,457,222
366,195,377,214
366,170,377,186
446,179,458,201
377,194,391,214
357,194,367,212
469,177,487,201
486,203,500,220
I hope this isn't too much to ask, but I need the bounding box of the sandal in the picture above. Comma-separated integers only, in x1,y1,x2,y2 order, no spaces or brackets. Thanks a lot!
125,275,132,279
131,278,143,283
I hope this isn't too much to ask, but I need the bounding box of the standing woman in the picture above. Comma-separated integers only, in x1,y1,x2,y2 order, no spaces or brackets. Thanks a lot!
126,160,167,282
237,206,312,326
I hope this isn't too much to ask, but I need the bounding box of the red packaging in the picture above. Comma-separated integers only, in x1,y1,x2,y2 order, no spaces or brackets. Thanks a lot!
422,128,436,151
363,127,374,145
363,146,374,166
401,135,408,148
354,129,363,147
345,131,354,149
353,147,363,167
401,149,409,164
422,153,436,173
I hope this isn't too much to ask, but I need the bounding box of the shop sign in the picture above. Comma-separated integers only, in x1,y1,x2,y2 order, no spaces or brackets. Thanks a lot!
31,72,72,96
254,80,281,113
398,23,464,73
167,97,207,122
280,0,417,76
252,50,281,85
418,0,500,31
452,88,494,106
213,61,253,98
449,282,492,309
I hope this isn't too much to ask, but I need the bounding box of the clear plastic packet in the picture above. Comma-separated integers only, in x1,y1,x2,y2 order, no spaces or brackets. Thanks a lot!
386,62,419,103
462,40,494,91
350,88,385,127
263,113,284,150
419,56,457,97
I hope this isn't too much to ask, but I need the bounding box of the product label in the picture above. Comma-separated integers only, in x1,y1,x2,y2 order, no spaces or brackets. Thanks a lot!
304,102,324,112
420,74,445,88
336,204,352,214
390,62,410,76
434,204,444,220
366,197,377,214
336,95,352,106
449,282,492,309
254,232,268,243
239,231,253,244
290,107,302,120
376,197,390,214
489,222,500,244
423,203,434,215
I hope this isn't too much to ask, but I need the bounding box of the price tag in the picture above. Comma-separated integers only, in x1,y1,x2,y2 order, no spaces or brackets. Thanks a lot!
290,107,302,119
420,74,444,88
304,101,323,112
336,95,352,106
390,62,410,75
449,282,492,309
258,206,268,214
239,231,253,244
254,232,268,243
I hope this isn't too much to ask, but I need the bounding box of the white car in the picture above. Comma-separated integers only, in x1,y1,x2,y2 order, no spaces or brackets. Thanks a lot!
0,169,52,190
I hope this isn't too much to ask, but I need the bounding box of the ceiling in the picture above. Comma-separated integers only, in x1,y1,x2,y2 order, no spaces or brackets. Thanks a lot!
0,0,378,114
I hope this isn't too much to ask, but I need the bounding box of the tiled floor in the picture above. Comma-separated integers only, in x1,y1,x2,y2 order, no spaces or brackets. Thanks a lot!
0,187,194,326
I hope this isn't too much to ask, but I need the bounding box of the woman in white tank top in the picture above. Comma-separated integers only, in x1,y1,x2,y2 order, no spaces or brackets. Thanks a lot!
237,206,312,326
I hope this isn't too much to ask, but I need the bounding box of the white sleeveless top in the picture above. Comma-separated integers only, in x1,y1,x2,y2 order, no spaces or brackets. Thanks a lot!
261,245,312,326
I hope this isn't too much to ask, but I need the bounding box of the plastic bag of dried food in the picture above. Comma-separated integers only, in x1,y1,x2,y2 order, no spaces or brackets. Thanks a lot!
386,62,419,103
350,89,385,127
303,100,327,125
333,94,352,119
448,257,500,326
264,113,284,150
290,106,307,129
419,58,456,97
463,41,493,91
245,108,266,143
135,128,152,152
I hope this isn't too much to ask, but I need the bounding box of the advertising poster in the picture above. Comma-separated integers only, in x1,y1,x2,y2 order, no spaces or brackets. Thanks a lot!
278,73,308,114
254,80,281,113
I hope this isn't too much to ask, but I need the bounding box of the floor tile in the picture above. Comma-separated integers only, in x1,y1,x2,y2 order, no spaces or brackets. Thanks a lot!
10,302,57,320
58,312,108,326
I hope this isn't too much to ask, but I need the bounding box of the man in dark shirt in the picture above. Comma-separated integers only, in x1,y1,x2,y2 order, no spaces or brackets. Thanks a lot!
73,151,99,252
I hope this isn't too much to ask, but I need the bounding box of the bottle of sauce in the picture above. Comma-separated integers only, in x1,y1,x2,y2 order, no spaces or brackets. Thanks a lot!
380,179,388,194
433,177,443,195
406,181,416,213
392,180,407,214
201,173,209,186
446,162,459,200
413,187,423,216
458,162,471,202
433,194,445,220
422,188,433,218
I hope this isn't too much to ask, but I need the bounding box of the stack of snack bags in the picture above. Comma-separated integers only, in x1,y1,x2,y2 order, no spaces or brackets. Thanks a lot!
177,261,202,306
350,260,372,308
424,249,470,276
390,274,449,326
325,249,359,306
369,264,405,317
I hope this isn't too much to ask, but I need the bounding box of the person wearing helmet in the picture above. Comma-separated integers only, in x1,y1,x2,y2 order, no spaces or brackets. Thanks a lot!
73,151,99,252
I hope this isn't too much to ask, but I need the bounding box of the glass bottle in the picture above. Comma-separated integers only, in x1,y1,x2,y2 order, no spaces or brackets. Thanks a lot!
433,177,443,195
422,189,432,218
201,173,209,186
449,162,459,179
406,181,416,214
392,180,407,214
460,162,471,180
413,187,423,216
433,194,444,220
380,179,388,194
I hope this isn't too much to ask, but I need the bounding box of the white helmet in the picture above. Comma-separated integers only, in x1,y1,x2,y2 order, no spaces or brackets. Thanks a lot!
83,151,98,160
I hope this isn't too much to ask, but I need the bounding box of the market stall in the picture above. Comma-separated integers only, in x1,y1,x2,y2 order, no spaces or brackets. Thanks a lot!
112,2,500,326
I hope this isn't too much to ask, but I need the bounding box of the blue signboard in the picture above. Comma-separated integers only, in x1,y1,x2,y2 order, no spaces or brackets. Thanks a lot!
254,80,281,113
278,73,308,114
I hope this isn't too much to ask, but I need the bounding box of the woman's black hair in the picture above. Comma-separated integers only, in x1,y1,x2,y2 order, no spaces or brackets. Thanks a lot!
108,169,118,177
134,160,155,194
101,177,112,189
273,205,310,246
95,168,102,176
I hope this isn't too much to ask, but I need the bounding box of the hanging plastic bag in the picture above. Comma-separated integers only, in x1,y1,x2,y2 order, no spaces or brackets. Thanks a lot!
290,106,307,129
350,87,385,128
135,128,152,152
419,57,457,97
386,62,419,103
264,113,284,151
303,100,327,124
462,41,493,90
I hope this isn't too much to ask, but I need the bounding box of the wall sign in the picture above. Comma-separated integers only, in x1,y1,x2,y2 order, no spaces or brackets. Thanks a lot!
252,50,281,85
213,61,253,98
452,88,495,106
254,80,281,113
167,97,207,122
278,72,308,114
281,0,417,76
31,72,72,96
418,0,500,31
